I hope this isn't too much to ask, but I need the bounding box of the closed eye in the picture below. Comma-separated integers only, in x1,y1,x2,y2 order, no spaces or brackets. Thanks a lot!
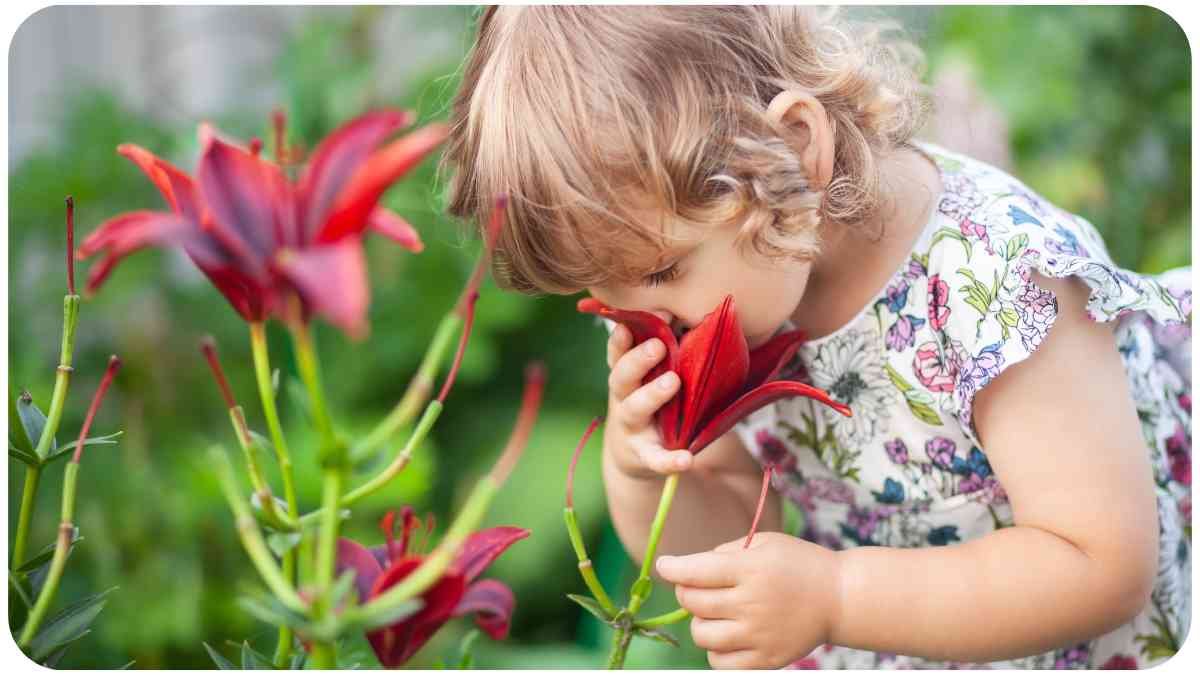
642,262,681,288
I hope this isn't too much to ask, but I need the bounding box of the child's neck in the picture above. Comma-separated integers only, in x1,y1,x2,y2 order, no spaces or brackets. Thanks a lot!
789,145,941,340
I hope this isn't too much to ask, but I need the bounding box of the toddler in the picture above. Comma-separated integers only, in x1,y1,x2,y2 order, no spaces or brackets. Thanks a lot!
440,6,1191,669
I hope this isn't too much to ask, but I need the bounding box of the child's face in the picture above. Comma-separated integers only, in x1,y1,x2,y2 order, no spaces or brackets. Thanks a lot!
586,215,813,349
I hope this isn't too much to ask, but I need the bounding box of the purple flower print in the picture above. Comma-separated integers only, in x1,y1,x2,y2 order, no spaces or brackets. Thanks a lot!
1166,423,1191,487
801,523,844,552
794,477,856,512
756,429,797,474
904,256,926,281
1015,281,1056,352
956,343,1005,398
925,437,957,470
885,314,925,352
1052,643,1090,669
1046,222,1088,258
913,341,956,393
883,279,910,313
927,275,951,331
884,438,909,464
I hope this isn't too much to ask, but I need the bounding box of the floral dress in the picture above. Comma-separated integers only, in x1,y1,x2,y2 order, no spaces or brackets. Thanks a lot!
732,142,1192,669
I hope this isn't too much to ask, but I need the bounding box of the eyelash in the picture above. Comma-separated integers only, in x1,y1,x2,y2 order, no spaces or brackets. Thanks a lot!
643,263,681,288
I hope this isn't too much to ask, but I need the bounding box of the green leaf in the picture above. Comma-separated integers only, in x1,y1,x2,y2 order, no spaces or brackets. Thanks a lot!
241,641,273,669
236,595,308,630
456,629,481,669
566,593,616,623
27,587,117,661
998,307,1019,327
286,377,312,424
9,441,40,467
204,642,235,670
882,364,914,393
904,393,943,426
635,625,680,647
45,431,124,464
289,650,307,670
17,527,81,573
9,571,33,610
15,391,55,457
329,568,358,608
118,660,136,669
9,388,35,456
271,368,280,397
266,532,302,558
1005,234,1029,260
931,228,972,259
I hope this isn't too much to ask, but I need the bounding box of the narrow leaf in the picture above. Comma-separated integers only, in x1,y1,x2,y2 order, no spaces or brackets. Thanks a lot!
566,593,616,623
16,392,55,456
204,642,235,670
17,527,81,573
47,431,124,463
28,587,116,660
241,641,273,669
9,388,34,455
356,599,423,632
635,625,680,647
9,443,40,467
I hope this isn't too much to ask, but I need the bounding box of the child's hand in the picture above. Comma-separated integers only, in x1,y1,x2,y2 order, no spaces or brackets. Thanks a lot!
656,532,841,669
605,323,693,478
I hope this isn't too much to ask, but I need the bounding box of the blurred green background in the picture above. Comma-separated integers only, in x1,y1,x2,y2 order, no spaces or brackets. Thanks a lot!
6,5,1190,669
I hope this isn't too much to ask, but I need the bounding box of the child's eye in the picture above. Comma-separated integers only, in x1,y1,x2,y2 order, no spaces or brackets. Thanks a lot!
643,262,681,288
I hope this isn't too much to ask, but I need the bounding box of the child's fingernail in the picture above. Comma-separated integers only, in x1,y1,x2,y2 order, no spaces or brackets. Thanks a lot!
656,556,675,574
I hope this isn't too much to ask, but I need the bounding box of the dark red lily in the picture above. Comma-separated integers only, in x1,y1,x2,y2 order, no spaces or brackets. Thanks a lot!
76,109,447,338
336,508,528,667
578,294,851,453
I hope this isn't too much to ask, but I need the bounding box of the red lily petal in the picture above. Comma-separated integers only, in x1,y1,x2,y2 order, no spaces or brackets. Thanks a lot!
335,537,384,603
194,263,268,322
75,211,189,293
577,297,685,446
368,556,466,668
368,206,424,252
746,329,807,389
453,579,515,640
687,380,852,454
274,237,369,339
196,132,289,274
296,109,411,241
676,295,749,450
316,122,449,243
453,527,530,583
117,143,203,222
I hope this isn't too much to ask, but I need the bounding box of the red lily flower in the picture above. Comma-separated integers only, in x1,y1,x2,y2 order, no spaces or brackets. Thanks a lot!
578,294,851,453
76,109,447,338
336,508,528,667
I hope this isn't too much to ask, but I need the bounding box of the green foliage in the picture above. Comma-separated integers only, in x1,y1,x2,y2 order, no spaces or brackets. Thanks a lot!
7,5,1188,669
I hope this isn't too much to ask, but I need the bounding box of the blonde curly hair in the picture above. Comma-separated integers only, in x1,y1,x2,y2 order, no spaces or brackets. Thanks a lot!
440,5,929,294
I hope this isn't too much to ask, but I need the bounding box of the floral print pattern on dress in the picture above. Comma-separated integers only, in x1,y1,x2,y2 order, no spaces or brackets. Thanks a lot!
732,142,1190,669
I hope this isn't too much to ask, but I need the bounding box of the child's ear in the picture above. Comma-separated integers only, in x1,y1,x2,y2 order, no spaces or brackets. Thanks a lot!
765,90,835,191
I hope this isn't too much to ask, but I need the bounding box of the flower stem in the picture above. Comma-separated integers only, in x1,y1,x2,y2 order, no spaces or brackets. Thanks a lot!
11,466,42,570
290,321,337,457
564,507,617,616
635,607,690,629
606,621,633,670
309,641,336,669
33,295,80,463
355,313,459,459
629,473,679,614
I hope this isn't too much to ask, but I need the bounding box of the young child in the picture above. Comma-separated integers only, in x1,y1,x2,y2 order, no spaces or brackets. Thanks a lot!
440,6,1191,669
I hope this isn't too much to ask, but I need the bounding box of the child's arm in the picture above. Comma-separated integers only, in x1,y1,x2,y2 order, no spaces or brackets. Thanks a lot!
601,324,778,565
658,275,1160,667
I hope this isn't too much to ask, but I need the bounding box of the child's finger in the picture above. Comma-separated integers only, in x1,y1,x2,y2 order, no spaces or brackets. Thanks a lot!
675,586,739,620
629,435,694,474
607,337,665,400
690,617,750,653
606,324,632,368
656,551,739,588
619,371,679,429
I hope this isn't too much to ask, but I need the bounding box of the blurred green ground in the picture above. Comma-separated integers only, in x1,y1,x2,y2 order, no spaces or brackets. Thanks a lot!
6,6,1190,669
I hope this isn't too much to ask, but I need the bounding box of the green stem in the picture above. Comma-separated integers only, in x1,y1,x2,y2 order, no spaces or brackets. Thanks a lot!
564,507,617,615
295,401,443,529
354,313,459,459
32,296,80,463
18,455,82,647
210,447,307,613
309,641,336,669
290,322,336,454
315,469,343,590
606,620,633,670
628,473,679,615
249,323,301,667
636,607,690,629
11,466,42,570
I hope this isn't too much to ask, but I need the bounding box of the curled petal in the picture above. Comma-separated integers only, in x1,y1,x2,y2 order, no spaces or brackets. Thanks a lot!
274,238,370,339
676,295,748,449
75,211,189,292
453,527,530,582
368,206,423,253
453,579,515,640
317,122,449,243
336,537,384,602
577,297,684,445
117,143,203,222
687,380,852,454
296,109,411,240
197,132,289,274
746,329,807,389
368,557,466,668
